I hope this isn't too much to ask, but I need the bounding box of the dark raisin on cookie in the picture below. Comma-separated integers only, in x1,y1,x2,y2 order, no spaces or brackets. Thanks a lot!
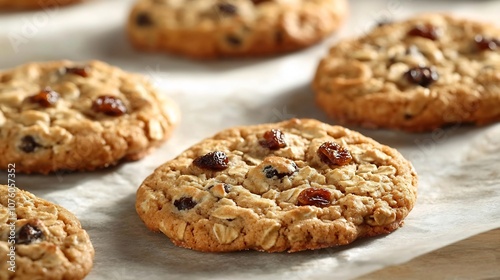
407,24,439,40
226,35,242,46
216,3,237,16
64,66,90,78
404,66,439,87
29,87,59,108
263,162,298,179
475,35,499,51
193,151,229,171
275,31,284,44
263,166,277,178
404,113,414,120
251,0,271,5
16,224,44,245
174,197,197,211
136,12,153,27
297,188,332,208
19,136,41,153
318,142,353,166
259,129,287,150
92,95,127,116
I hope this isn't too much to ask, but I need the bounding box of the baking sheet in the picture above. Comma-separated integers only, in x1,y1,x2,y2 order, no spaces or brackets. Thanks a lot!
1,0,500,279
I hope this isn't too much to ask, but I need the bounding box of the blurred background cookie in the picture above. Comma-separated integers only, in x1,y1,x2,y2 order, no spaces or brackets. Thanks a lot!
313,14,500,132
127,0,348,59
0,0,82,10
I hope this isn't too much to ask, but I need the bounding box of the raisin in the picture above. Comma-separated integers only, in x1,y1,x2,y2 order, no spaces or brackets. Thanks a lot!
92,95,127,116
29,87,59,107
317,142,352,166
16,224,44,245
226,35,242,46
259,129,287,150
263,166,277,178
275,31,284,44
404,66,439,87
404,113,414,120
251,0,271,4
297,188,332,208
136,12,153,27
263,162,298,179
475,35,499,51
173,197,197,211
217,3,237,15
193,151,229,171
64,66,90,77
407,24,439,40
19,136,41,153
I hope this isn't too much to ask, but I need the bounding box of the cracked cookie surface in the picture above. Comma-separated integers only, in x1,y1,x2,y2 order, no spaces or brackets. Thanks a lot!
313,14,500,132
127,0,348,58
0,60,180,174
136,119,417,252
0,185,94,280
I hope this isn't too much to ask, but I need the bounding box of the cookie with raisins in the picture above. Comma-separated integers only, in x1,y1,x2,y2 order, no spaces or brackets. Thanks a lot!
0,60,180,174
0,185,94,279
0,0,82,10
313,14,500,132
136,119,417,252
126,0,348,59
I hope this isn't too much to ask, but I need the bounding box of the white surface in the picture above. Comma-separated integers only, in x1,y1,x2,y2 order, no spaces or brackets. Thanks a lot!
1,0,500,279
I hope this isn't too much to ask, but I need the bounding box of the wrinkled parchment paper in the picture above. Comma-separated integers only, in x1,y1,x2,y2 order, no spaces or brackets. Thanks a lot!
1,0,500,279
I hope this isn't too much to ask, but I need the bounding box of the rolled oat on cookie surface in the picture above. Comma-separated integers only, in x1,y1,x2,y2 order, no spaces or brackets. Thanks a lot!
0,60,180,174
136,119,417,252
0,185,94,280
313,14,500,132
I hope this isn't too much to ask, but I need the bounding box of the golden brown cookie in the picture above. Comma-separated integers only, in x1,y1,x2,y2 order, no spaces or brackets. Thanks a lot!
0,185,94,279
127,0,348,59
0,60,180,174
136,119,417,252
0,0,81,10
313,14,500,132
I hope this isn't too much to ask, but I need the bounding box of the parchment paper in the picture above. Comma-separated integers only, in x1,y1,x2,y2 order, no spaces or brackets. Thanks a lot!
1,0,500,279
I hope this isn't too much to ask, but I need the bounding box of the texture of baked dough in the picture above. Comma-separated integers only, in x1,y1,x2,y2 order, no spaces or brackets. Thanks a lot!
127,0,348,58
136,119,417,252
0,60,180,174
313,14,500,132
0,185,94,280
0,0,81,10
